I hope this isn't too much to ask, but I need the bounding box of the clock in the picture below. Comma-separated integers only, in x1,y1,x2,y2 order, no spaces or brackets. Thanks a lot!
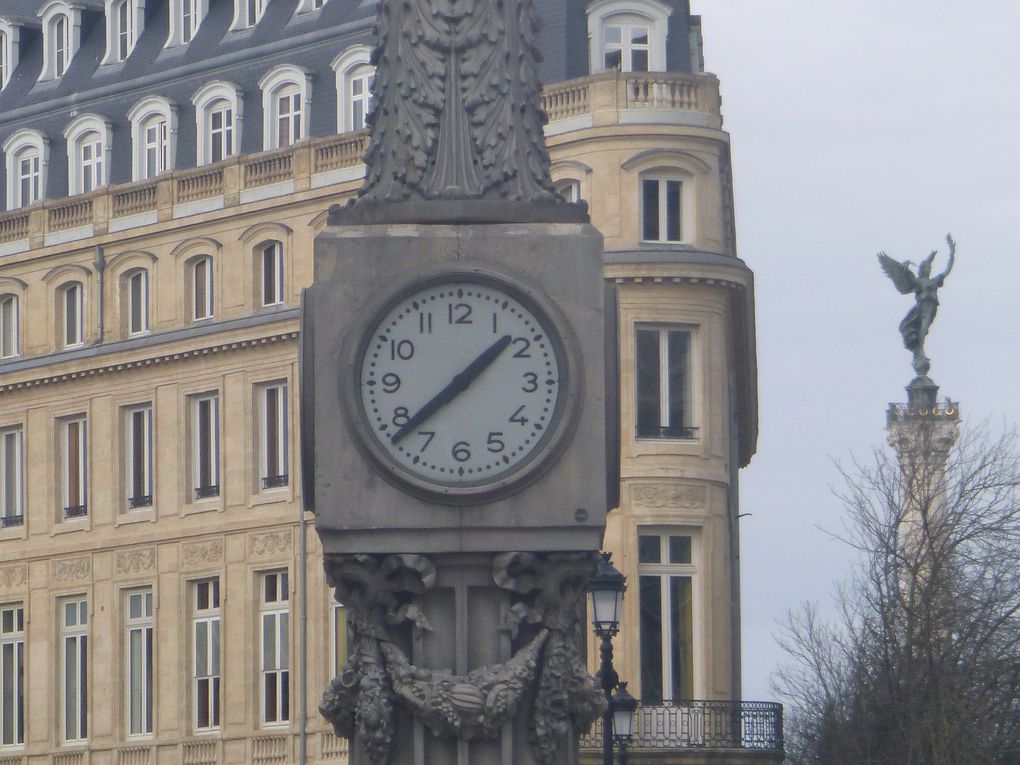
346,269,579,503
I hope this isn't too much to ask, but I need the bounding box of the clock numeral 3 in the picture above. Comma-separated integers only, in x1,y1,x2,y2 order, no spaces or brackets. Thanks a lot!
521,372,538,393
452,441,471,462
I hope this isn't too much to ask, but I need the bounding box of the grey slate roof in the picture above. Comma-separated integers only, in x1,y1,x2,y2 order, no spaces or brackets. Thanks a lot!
0,0,695,208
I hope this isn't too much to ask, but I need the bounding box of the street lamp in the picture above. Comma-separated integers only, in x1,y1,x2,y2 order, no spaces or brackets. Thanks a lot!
611,682,638,765
587,552,627,765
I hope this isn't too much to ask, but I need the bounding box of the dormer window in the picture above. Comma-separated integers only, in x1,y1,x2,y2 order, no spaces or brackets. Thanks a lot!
259,65,311,150
64,115,113,195
0,21,22,90
231,0,267,30
3,129,49,209
332,46,375,133
128,96,177,180
39,2,84,81
586,0,671,74
168,0,207,47
192,82,244,165
103,0,144,64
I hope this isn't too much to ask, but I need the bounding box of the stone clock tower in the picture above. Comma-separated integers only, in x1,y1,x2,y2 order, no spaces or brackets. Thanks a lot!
301,0,611,761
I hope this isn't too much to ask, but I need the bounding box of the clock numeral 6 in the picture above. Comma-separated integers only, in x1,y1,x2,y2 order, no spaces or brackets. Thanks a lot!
521,372,538,393
486,432,505,453
390,339,414,360
392,407,410,426
382,373,401,393
452,441,471,462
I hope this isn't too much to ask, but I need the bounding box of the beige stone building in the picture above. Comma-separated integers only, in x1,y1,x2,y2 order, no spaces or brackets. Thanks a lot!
0,1,777,764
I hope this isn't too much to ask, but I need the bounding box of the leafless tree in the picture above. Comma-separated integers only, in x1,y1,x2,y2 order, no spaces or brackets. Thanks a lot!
774,425,1020,765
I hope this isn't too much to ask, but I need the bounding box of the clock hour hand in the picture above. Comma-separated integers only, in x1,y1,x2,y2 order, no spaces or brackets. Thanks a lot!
390,334,512,445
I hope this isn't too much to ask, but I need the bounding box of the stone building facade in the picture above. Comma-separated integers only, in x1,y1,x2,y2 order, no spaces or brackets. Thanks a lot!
0,0,777,763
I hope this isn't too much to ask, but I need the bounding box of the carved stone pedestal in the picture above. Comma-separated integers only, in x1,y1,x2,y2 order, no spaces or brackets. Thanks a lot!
320,552,604,765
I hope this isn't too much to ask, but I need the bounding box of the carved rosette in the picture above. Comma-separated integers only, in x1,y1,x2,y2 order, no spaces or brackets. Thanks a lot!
319,552,603,765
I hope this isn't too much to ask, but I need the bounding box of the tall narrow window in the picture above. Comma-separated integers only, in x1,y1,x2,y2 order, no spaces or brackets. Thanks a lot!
554,179,581,204
125,404,152,510
0,294,17,359
330,598,347,679
182,0,196,41
192,257,213,321
143,117,169,178
209,102,233,163
124,588,153,736
193,578,220,731
79,131,104,193
259,382,288,490
61,597,88,742
261,242,283,306
1,426,24,528
260,570,289,725
127,270,149,335
61,416,87,519
117,0,133,60
244,0,267,27
641,176,683,242
0,32,8,91
635,326,693,438
349,65,373,131
18,152,40,207
276,89,301,148
191,394,219,500
0,604,25,747
638,532,695,703
62,282,84,347
54,15,69,77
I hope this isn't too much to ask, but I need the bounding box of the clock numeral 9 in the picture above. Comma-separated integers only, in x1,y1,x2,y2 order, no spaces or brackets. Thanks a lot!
452,441,471,462
486,432,505,453
382,373,401,393
392,407,410,427
390,339,414,361
521,372,538,393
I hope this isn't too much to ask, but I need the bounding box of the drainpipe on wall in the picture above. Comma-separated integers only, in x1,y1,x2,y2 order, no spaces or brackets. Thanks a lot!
93,244,105,343
298,498,308,764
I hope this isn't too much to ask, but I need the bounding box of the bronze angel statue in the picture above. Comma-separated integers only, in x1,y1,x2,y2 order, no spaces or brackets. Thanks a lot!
877,235,956,376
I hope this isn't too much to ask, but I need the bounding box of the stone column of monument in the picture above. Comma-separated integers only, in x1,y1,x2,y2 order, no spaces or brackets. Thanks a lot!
880,237,960,563
301,0,610,763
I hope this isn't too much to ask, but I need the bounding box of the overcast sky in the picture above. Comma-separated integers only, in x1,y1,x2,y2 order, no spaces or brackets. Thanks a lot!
695,1,1020,700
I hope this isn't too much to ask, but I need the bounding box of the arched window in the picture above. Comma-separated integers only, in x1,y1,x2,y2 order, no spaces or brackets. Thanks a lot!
64,115,113,195
128,96,177,180
103,0,144,64
192,81,244,165
59,281,84,348
167,0,208,46
231,0,267,30
259,65,311,150
39,2,84,80
3,129,48,209
587,0,671,74
0,293,18,359
332,46,374,133
189,256,214,321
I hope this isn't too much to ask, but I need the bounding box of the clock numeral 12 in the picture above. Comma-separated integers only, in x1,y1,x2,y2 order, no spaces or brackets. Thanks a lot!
448,303,473,325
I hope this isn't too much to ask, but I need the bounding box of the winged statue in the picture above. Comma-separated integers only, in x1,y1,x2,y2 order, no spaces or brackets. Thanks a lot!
877,234,955,376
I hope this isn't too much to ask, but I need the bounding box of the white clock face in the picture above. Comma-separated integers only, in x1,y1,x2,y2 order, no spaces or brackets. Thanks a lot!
358,279,563,489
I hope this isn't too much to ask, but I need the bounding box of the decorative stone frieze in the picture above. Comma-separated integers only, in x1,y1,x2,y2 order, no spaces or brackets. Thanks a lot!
249,530,292,557
181,539,225,568
115,548,156,576
52,556,91,581
631,482,706,509
0,565,27,590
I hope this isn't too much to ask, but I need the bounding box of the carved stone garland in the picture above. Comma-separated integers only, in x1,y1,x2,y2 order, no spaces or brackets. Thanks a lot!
319,552,604,765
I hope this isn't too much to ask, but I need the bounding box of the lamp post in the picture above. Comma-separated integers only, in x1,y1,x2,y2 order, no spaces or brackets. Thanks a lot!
611,682,638,765
587,551,627,765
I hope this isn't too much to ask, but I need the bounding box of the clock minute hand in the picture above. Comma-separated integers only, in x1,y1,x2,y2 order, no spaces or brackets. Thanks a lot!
390,334,513,445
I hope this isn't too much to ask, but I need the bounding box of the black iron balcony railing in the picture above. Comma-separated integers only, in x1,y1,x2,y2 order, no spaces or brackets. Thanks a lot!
194,485,219,500
1,513,24,528
63,504,88,519
262,474,289,489
580,700,783,752
636,425,699,440
128,494,153,509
